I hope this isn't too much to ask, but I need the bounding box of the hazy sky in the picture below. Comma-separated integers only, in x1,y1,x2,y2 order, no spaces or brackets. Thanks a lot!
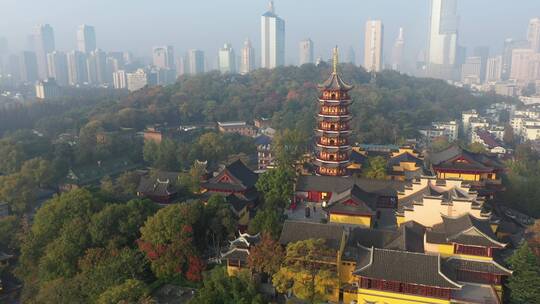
1,0,539,66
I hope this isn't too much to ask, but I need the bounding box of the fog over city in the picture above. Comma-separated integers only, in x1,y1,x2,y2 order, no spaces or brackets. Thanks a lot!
1,0,540,66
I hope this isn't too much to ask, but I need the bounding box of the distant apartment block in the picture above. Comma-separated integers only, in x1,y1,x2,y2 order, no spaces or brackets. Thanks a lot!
419,120,459,142
35,78,61,99
126,69,148,92
217,121,256,137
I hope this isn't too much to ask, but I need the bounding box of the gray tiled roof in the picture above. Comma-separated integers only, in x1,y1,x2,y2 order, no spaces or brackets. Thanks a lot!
443,258,512,276
428,214,505,248
279,221,344,250
296,175,405,195
353,247,461,289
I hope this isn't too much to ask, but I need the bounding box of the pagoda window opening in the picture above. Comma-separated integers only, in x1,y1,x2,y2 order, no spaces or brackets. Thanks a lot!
329,155,335,161
330,139,335,146
331,93,336,99
330,124,336,130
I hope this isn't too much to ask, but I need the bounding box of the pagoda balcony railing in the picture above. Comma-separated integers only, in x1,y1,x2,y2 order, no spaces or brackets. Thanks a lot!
319,109,350,116
317,123,350,131
319,94,351,101
317,138,349,147
316,153,349,162
316,166,348,177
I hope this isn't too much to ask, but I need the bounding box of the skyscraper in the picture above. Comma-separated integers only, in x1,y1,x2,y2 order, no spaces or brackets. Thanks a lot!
486,56,503,83
218,43,236,74
153,46,175,69
187,49,205,75
34,24,55,79
18,51,39,83
473,46,489,83
391,27,405,71
240,39,255,75
261,1,285,68
347,46,356,65
67,50,88,85
364,20,384,72
527,18,540,53
77,25,97,53
502,38,529,80
47,51,69,86
87,49,108,85
461,56,482,85
299,39,314,66
113,70,127,89
427,0,459,79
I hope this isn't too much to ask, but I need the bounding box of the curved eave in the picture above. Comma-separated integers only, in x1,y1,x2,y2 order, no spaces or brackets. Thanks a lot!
315,129,352,135
318,98,352,104
314,159,351,167
317,114,352,119
315,143,351,150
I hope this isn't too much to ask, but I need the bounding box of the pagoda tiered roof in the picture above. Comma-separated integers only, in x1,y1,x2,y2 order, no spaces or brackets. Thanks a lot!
318,72,354,91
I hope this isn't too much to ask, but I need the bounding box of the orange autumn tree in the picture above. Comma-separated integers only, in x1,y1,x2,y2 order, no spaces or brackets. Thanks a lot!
247,233,284,275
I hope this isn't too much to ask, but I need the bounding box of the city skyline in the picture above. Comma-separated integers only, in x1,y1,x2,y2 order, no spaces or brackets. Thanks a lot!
1,0,540,66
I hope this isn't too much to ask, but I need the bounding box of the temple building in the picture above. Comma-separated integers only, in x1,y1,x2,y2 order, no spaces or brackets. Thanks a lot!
428,145,504,195
221,232,261,276
348,145,425,181
396,177,491,227
201,160,259,227
314,47,353,176
276,220,511,303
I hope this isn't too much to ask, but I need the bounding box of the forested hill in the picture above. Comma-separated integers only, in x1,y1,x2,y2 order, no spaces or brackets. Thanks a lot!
1,64,515,143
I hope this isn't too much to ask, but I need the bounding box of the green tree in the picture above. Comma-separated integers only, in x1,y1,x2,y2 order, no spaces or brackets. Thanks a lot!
507,243,540,303
180,161,207,194
204,195,236,258
255,166,295,208
362,156,387,180
247,208,283,239
468,142,487,154
189,267,265,304
503,124,516,147
273,239,338,304
273,129,308,167
138,203,203,281
77,248,149,302
431,137,451,153
97,279,150,304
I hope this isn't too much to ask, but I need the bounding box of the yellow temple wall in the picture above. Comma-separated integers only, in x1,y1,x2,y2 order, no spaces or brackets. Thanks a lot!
358,288,451,304
329,213,371,227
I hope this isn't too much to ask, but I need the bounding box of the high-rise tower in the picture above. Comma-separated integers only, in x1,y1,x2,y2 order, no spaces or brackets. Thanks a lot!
261,1,285,68
240,38,255,74
427,0,459,80
34,24,55,79
77,25,97,53
528,18,540,53
392,27,405,71
299,39,314,65
364,20,384,72
314,47,353,177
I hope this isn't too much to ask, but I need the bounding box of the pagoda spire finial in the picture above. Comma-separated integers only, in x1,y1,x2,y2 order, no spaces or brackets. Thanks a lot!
333,46,339,74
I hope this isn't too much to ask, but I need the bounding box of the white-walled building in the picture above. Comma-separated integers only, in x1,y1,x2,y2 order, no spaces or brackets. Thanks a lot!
126,69,147,92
